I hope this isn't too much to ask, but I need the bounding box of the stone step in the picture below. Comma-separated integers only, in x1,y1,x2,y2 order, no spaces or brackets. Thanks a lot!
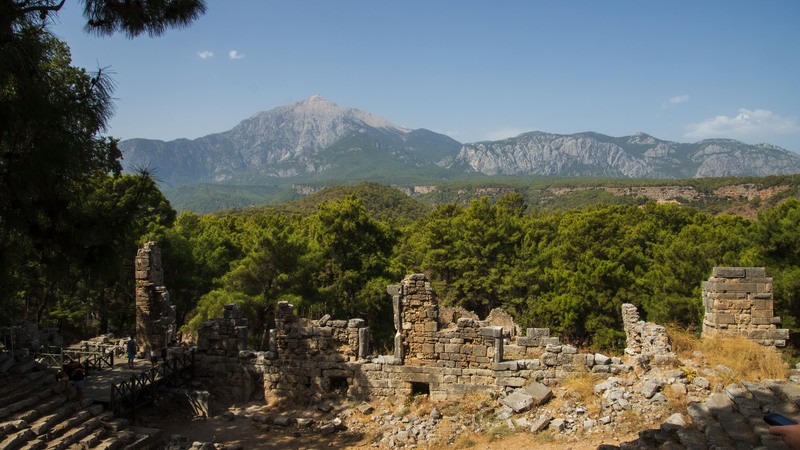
0,375,34,398
0,420,27,441
766,380,800,407
0,355,17,374
47,409,92,441
0,377,47,408
0,427,35,450
120,427,162,450
93,429,136,450
28,402,78,436
47,415,104,450
9,389,61,423
0,393,41,421
76,426,108,448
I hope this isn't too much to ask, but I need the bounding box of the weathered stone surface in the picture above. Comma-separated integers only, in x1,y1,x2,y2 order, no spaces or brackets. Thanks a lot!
524,382,553,406
500,390,534,413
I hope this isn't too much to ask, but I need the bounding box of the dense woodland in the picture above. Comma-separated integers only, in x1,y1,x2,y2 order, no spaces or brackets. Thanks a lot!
2,1,800,356
7,178,800,354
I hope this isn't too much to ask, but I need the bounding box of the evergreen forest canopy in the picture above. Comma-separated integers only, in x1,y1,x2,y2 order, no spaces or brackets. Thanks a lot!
2,1,800,355
141,187,800,351
0,0,206,337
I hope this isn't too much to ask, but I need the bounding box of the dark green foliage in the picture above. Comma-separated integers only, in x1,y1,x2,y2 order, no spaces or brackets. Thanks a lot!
0,0,203,334
155,184,800,354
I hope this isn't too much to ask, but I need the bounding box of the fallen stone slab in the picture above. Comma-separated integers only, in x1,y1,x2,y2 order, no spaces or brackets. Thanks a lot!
530,414,552,433
500,390,534,413
296,418,314,428
319,423,337,435
524,382,553,406
273,415,294,427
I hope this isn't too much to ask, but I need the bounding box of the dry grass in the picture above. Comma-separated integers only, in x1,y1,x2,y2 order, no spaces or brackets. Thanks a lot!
700,335,787,382
438,391,493,417
666,325,788,382
552,372,603,416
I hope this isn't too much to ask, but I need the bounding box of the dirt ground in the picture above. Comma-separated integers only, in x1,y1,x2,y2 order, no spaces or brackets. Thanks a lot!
135,396,641,450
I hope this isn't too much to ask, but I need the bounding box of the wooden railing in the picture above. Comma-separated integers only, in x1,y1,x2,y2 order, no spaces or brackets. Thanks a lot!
110,349,195,416
35,349,114,375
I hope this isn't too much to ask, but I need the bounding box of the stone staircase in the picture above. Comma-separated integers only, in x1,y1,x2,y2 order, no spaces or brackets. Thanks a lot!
0,353,161,450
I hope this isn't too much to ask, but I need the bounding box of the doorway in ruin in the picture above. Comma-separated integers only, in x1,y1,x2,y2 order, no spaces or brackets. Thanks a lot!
410,381,430,396
327,376,349,393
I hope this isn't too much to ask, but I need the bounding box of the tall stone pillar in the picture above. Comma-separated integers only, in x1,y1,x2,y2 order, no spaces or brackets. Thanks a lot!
395,273,439,363
135,241,176,354
702,267,789,346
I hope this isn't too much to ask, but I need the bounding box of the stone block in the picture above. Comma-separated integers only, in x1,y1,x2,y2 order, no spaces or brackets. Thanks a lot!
497,376,526,388
524,382,553,405
444,344,461,354
481,326,503,338
716,313,736,325
500,390,534,413
423,320,438,332
530,414,552,433
348,318,366,328
527,328,550,338
562,345,577,354
545,344,562,353
711,282,759,293
493,361,518,371
713,267,746,278
515,337,540,347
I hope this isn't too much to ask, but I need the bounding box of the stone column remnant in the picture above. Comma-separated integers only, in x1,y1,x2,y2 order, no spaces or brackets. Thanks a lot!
387,283,404,364
135,241,176,354
702,267,789,346
621,303,676,366
395,274,439,362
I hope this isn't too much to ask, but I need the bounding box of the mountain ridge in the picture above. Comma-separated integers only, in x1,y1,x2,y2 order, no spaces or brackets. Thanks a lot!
119,96,800,189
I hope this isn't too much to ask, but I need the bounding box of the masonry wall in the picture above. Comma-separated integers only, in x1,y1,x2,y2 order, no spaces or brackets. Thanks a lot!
188,270,792,403
238,274,633,402
702,267,789,346
134,241,176,354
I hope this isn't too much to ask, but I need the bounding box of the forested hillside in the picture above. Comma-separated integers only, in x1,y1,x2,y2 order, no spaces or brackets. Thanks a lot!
6,174,799,353
140,184,800,352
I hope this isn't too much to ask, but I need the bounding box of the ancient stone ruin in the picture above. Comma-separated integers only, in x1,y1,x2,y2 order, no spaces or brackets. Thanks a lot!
134,241,176,355
621,303,677,367
701,266,789,346
192,274,669,404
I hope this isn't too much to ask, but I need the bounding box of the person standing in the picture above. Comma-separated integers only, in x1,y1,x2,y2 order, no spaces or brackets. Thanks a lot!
68,359,86,402
150,348,159,368
125,336,138,368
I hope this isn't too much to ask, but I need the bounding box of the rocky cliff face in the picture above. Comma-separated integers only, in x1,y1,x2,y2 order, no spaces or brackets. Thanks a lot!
444,132,800,179
120,98,800,188
120,96,461,186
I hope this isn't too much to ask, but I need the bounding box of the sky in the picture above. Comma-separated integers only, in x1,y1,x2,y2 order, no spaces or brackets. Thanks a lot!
51,0,800,152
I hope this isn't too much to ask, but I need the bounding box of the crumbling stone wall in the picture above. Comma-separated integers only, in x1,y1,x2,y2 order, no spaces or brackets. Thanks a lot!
186,268,793,405
621,303,677,367
194,304,258,402
134,241,176,355
702,267,789,346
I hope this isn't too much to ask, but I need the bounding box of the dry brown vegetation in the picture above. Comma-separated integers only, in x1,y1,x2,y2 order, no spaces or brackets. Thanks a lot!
667,325,788,382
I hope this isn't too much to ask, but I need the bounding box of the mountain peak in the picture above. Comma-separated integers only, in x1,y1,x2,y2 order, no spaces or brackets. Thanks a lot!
301,95,336,106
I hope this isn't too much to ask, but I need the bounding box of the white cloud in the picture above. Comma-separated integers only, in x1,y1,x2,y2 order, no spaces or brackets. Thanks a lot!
485,127,527,141
228,50,246,60
662,94,690,108
684,108,799,140
669,94,690,105
196,50,214,59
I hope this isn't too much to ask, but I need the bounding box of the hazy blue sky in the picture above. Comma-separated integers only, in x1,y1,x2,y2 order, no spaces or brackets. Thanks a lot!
52,1,800,151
